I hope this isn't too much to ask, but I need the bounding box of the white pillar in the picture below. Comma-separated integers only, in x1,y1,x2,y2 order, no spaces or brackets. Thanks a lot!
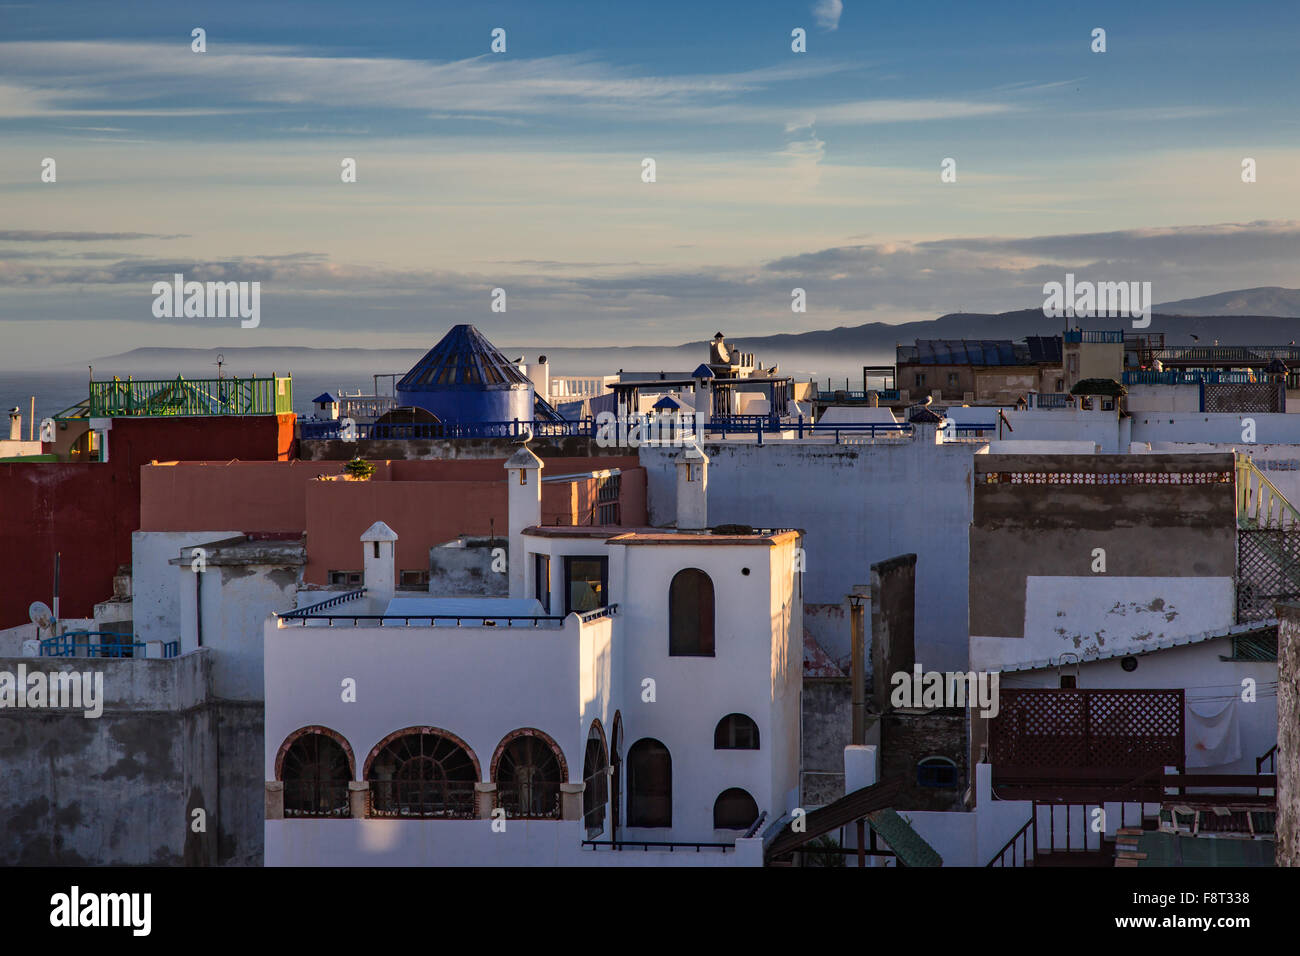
504,445,544,598
360,521,398,601
675,444,708,530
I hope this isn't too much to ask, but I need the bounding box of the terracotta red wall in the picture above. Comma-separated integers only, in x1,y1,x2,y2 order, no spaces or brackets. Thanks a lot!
0,414,293,627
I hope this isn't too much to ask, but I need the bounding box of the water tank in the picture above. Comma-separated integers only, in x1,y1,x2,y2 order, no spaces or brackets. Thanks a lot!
396,325,534,423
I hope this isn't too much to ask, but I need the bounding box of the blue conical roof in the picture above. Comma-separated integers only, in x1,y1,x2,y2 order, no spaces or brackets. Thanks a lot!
398,324,531,391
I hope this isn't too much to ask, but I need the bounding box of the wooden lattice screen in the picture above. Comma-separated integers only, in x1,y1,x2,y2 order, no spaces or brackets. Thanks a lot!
989,689,1184,786
1237,527,1300,622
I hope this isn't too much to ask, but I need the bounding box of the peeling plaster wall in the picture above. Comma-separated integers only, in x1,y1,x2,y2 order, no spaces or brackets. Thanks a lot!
1009,576,1234,664
0,649,261,866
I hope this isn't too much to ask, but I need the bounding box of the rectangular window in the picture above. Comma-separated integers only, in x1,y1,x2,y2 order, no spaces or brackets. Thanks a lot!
399,569,429,589
914,373,926,388
533,553,551,613
564,556,608,615
329,570,363,586
947,372,959,387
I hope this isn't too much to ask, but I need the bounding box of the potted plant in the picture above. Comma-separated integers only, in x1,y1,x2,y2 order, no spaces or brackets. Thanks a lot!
343,457,375,481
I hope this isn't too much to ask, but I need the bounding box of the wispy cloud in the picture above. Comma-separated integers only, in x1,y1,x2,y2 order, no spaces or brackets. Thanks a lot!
813,0,844,31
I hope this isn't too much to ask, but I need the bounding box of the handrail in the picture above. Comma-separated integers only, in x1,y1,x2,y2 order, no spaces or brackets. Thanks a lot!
582,839,733,852
1236,455,1300,530
278,588,367,618
282,614,567,627
985,814,1035,867
1256,744,1277,775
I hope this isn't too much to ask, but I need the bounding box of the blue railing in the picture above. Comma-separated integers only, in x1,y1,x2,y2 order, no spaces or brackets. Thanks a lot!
40,631,179,659
1123,370,1267,386
300,419,595,440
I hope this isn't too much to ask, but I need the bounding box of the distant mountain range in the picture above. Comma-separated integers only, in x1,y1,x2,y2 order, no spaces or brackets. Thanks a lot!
94,287,1300,381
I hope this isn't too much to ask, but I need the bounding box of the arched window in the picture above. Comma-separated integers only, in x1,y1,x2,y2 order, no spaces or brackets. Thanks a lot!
713,788,759,830
917,756,960,789
366,729,479,818
626,738,672,828
582,721,609,836
669,568,715,656
278,727,354,818
492,730,566,819
714,713,760,750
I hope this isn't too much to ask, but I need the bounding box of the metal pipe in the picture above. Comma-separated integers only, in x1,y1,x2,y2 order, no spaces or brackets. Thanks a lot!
850,597,865,745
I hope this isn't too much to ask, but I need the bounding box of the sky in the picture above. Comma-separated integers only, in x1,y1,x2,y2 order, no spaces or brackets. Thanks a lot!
1,0,1299,367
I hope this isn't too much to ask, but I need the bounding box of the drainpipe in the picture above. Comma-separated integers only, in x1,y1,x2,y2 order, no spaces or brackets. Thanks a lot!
849,593,866,745
195,569,203,647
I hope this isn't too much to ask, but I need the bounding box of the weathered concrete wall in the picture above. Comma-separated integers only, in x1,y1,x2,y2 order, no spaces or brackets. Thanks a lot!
880,710,967,811
1278,604,1300,867
0,649,262,865
640,438,975,670
429,541,508,597
970,454,1237,643
799,678,855,807
870,554,916,709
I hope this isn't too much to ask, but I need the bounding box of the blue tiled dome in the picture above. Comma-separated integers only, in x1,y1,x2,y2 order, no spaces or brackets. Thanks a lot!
396,325,533,422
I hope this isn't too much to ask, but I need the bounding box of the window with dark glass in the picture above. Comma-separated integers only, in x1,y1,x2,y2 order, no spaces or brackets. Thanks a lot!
533,553,551,613
495,734,563,819
367,732,477,818
282,733,352,818
713,788,759,830
714,713,760,750
626,738,671,828
916,756,960,789
669,568,714,656
564,556,607,614
582,724,608,836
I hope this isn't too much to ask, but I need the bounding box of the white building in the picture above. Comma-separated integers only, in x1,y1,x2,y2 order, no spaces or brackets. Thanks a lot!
264,448,804,865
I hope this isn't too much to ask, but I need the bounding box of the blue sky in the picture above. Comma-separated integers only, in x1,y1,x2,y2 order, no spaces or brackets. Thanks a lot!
1,0,1299,366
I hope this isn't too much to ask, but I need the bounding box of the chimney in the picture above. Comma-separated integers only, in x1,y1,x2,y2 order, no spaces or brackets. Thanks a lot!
360,521,398,601
675,444,709,530
504,444,544,597
7,407,20,442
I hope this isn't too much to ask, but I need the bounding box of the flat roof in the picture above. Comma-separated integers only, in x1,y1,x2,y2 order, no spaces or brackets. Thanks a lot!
522,526,801,545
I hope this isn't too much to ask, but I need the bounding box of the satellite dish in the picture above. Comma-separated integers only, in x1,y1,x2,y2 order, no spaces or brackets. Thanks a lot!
29,601,53,629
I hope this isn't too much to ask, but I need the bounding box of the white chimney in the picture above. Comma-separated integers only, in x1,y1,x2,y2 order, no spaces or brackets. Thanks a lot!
7,408,20,442
504,444,544,597
525,355,550,403
675,444,709,530
360,521,398,601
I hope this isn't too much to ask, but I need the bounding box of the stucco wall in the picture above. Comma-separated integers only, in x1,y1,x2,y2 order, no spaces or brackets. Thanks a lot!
639,438,975,670
970,453,1237,644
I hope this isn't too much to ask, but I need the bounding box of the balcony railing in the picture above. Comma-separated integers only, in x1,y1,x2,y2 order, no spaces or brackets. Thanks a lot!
367,781,476,819
1123,370,1265,386
1064,330,1124,344
39,631,180,659
88,376,292,417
